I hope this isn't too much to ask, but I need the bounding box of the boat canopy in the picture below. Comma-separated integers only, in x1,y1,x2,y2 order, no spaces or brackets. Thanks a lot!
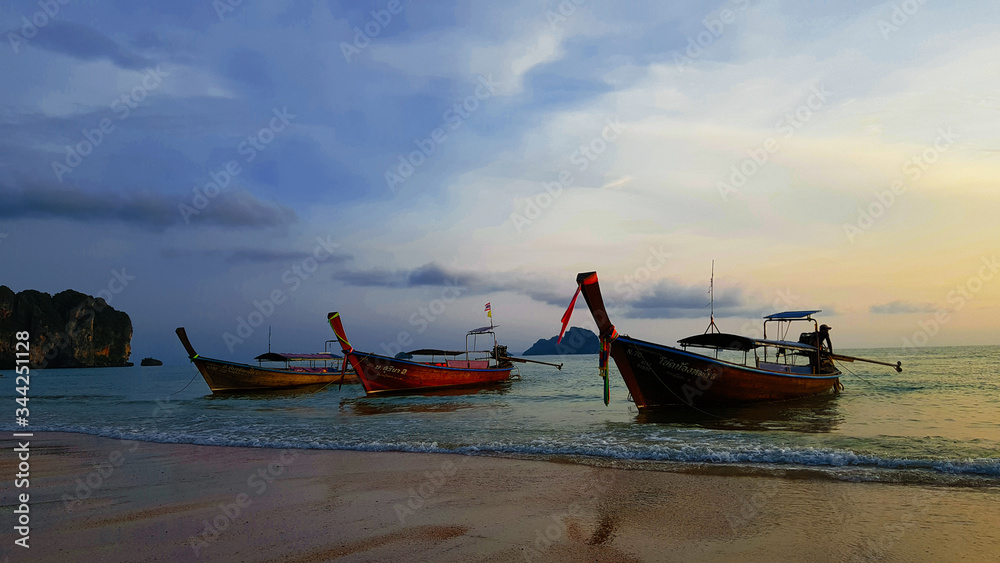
764,310,822,320
678,333,819,353
467,325,497,335
755,338,817,352
254,352,342,361
678,333,757,351
406,349,464,356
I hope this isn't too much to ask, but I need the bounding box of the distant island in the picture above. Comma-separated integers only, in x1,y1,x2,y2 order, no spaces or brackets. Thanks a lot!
140,357,163,366
0,286,132,369
522,327,599,355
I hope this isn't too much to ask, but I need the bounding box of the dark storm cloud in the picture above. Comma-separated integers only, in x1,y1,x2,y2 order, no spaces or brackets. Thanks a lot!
0,183,297,230
335,263,481,289
624,280,750,319
331,263,747,317
29,22,152,70
161,246,350,264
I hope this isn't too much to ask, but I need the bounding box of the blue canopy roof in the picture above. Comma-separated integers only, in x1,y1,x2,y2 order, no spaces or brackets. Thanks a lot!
764,310,821,320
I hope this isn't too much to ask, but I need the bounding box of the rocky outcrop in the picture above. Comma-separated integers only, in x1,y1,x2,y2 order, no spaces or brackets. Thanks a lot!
0,286,132,369
522,327,599,356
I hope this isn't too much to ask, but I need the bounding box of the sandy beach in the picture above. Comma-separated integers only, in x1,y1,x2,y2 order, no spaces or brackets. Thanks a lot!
2,432,998,562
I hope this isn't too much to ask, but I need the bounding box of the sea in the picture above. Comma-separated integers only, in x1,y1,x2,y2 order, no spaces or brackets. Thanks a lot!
5,345,1000,487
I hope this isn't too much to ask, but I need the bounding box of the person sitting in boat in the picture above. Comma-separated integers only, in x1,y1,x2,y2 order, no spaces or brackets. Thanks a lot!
799,325,835,373
818,324,833,353
798,325,833,352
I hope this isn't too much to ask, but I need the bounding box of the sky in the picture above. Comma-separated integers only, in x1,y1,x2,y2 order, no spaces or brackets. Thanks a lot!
1,0,998,364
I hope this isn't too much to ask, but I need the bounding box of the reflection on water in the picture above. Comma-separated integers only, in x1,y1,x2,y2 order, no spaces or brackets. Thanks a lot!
634,393,845,434
338,381,512,415
342,399,480,416
200,383,343,400
361,381,513,398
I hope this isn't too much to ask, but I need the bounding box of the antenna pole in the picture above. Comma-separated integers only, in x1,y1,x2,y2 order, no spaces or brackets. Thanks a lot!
710,260,714,321
705,260,720,334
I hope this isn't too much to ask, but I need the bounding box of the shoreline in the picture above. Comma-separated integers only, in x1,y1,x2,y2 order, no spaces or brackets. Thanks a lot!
2,432,999,561
13,427,1000,489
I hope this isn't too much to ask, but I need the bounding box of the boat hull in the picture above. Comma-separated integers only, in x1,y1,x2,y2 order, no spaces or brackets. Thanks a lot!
192,356,358,392
611,336,840,410
346,352,512,396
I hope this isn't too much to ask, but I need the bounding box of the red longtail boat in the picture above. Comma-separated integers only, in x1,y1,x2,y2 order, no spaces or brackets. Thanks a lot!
562,271,902,410
326,312,516,395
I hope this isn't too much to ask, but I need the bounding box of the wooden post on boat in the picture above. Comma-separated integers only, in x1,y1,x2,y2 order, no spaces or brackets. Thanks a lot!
829,353,903,373
496,355,563,370
175,327,198,359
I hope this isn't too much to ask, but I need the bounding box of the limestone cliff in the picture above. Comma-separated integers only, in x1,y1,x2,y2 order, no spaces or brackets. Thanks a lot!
0,286,132,369
522,327,599,356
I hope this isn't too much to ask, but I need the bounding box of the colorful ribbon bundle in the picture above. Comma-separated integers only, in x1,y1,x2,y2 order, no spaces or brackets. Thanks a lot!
599,327,618,406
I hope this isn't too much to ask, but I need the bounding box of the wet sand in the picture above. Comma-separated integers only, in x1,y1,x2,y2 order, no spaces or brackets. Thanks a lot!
2,432,999,562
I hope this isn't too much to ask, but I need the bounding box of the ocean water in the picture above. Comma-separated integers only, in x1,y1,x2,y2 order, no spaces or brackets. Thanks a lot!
5,345,1000,486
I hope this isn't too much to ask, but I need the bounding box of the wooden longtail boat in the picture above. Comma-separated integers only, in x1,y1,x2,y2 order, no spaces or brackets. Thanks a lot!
562,271,902,410
175,327,358,393
326,312,517,396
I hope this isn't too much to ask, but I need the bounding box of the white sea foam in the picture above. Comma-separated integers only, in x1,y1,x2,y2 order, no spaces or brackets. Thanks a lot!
23,423,1000,480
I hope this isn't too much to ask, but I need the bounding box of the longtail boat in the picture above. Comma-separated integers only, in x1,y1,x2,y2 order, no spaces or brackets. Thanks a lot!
561,271,902,410
327,311,549,396
175,327,358,393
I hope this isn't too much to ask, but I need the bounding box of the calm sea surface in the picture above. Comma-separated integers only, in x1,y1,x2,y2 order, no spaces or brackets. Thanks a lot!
5,345,999,486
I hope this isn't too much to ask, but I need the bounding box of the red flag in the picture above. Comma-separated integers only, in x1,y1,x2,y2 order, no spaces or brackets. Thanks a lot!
557,285,582,343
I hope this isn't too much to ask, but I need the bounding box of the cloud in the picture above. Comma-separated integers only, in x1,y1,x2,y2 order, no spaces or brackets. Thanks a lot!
334,263,480,289
870,300,939,314
623,279,752,319
329,262,750,319
331,262,569,307
0,183,297,230
29,22,152,70
161,246,350,264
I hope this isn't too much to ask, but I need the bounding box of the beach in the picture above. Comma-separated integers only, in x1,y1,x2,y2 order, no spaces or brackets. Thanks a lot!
3,432,998,562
